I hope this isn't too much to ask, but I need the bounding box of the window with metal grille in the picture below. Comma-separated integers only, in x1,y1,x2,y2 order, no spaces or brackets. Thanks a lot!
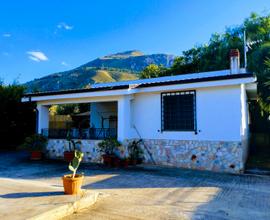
161,91,196,131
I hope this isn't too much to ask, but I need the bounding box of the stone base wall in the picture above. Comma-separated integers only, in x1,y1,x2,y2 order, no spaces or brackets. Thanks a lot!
46,138,245,173
46,139,102,163
138,139,245,173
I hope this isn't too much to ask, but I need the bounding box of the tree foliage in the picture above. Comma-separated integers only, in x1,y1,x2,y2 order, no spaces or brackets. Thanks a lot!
0,83,36,149
50,103,90,115
139,64,166,79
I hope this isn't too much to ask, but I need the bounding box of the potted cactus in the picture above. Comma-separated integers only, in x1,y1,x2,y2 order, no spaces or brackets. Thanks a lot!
62,150,84,195
22,134,48,160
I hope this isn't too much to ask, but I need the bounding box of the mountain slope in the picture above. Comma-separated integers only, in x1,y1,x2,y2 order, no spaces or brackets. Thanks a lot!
82,50,174,72
25,50,175,92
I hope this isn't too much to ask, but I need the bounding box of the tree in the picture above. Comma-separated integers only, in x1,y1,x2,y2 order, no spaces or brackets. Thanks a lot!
248,43,270,113
0,83,36,149
50,103,90,115
139,64,166,79
259,58,270,113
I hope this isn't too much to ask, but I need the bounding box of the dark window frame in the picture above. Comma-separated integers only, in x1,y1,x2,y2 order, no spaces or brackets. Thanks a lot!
161,90,197,132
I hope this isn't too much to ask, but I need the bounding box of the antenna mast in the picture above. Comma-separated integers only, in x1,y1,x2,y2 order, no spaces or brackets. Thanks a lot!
243,30,247,69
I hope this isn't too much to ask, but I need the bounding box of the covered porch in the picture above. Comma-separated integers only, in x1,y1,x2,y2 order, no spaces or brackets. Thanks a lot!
42,101,118,140
35,94,133,142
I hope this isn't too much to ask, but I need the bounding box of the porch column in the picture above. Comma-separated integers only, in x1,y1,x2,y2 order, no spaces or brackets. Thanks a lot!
117,95,132,141
37,104,49,134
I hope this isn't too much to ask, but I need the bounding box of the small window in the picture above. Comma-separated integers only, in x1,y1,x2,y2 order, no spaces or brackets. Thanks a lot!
161,91,196,131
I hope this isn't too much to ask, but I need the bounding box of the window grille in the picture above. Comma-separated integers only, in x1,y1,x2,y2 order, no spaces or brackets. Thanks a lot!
161,90,196,131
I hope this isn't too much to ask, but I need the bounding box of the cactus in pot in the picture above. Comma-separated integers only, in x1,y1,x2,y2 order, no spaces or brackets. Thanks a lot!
69,150,84,178
62,150,84,195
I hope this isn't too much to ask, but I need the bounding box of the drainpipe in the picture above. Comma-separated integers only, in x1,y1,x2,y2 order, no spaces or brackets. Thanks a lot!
35,106,39,134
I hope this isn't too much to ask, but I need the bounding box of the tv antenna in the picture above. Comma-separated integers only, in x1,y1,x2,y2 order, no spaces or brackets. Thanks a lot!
243,30,263,69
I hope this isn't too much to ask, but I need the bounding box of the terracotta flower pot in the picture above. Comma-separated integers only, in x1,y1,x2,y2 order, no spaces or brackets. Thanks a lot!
121,159,129,168
137,158,143,164
112,157,121,168
62,174,84,195
64,151,75,162
129,159,137,166
30,151,43,160
102,154,115,167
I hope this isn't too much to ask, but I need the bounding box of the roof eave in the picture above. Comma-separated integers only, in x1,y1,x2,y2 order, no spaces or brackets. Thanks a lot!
23,73,255,99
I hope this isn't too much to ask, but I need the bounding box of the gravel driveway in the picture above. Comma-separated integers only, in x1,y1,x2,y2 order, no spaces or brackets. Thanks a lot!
0,151,270,220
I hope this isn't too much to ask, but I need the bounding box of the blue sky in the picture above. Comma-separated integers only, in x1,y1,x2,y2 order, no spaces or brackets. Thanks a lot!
1,0,270,83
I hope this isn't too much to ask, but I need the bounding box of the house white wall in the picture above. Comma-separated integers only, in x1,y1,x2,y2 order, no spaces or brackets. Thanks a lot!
196,86,241,141
36,85,247,143
130,85,242,141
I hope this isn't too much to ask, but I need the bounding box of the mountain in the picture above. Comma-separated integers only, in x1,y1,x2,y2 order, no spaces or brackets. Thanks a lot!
25,50,175,92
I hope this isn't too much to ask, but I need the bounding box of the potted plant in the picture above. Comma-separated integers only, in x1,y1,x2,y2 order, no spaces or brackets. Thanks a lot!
128,140,144,165
120,157,129,168
62,150,84,195
117,145,129,168
112,156,121,168
64,131,81,162
98,138,121,167
22,134,48,160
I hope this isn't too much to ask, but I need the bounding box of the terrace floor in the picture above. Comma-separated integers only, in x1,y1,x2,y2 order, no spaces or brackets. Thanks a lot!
0,151,270,220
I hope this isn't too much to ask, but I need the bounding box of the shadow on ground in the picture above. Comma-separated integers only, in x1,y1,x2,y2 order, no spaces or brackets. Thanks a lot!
0,191,63,199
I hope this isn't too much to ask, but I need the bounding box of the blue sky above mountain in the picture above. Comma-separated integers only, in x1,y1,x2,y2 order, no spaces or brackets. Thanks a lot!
0,0,270,83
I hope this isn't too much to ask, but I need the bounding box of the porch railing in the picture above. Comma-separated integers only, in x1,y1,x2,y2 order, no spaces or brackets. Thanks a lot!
41,128,117,140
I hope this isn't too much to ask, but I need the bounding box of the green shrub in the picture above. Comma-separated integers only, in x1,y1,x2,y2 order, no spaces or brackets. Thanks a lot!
97,138,121,155
128,140,144,161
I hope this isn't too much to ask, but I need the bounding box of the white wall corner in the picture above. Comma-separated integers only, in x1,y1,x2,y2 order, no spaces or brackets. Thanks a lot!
37,104,50,134
240,84,250,162
117,95,133,141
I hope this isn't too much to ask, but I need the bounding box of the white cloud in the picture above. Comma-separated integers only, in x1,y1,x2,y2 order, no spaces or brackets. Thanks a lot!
2,33,11,37
29,56,41,62
61,61,69,66
57,22,73,30
2,52,10,56
27,51,48,62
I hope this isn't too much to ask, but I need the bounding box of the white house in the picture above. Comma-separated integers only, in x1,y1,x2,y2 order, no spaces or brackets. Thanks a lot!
22,49,257,173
